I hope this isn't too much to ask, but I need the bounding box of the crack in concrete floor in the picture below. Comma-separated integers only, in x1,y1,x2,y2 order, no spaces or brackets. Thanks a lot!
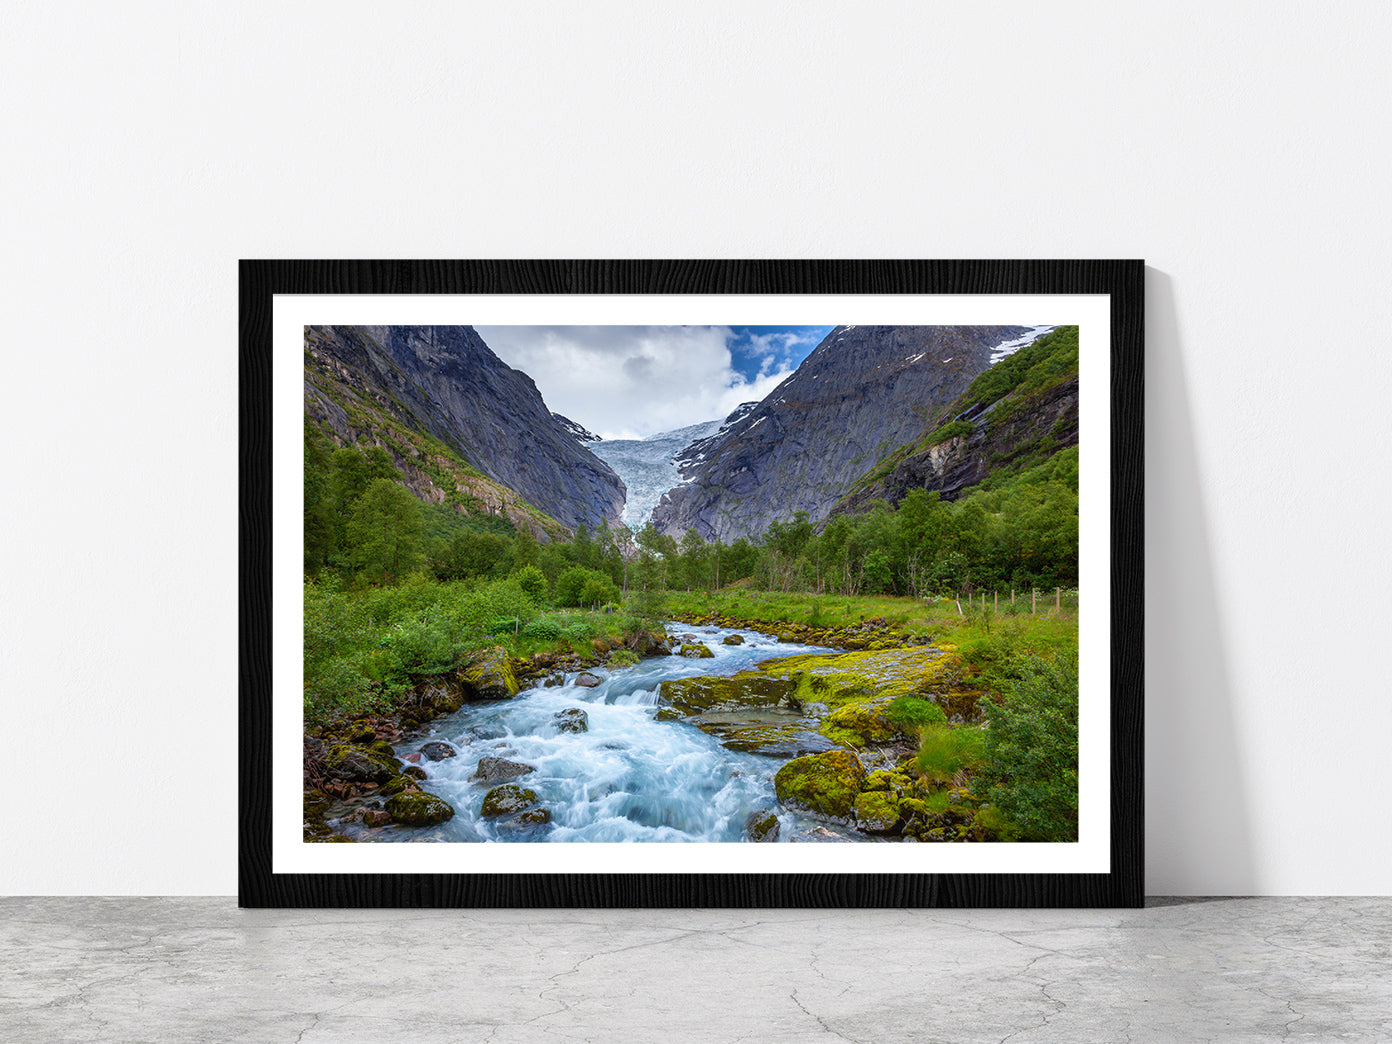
1,898,1390,1043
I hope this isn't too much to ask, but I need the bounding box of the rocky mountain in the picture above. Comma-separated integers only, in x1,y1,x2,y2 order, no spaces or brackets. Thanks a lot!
588,404,758,529
303,325,625,535
650,326,1031,542
553,413,601,444
835,325,1079,513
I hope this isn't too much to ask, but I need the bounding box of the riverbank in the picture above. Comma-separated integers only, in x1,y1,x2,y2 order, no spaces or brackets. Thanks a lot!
304,588,1079,844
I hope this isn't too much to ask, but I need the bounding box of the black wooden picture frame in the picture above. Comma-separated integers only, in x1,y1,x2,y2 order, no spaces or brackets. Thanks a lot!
240,259,1143,907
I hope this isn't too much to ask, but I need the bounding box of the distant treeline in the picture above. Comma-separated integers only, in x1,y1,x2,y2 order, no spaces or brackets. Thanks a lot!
305,419,1077,600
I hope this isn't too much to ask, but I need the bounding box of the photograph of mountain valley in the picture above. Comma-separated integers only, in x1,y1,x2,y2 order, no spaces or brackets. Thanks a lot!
302,323,1081,844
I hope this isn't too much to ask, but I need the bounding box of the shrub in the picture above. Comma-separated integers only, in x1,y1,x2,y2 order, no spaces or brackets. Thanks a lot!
977,655,1078,841
608,649,640,667
380,604,455,678
522,616,563,641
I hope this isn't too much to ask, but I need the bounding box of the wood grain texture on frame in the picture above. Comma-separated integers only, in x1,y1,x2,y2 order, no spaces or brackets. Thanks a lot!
239,259,1143,908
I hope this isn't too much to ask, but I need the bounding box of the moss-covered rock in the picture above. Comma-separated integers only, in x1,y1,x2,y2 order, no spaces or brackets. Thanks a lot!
503,807,552,828
345,722,376,744
575,671,603,688
323,744,399,785
481,784,537,818
379,774,421,798
458,646,519,701
854,790,901,834
678,643,716,658
402,766,428,781
744,809,780,842
385,790,455,826
369,740,396,758
415,677,466,715
722,634,745,646
819,700,901,748
658,674,796,715
774,750,867,823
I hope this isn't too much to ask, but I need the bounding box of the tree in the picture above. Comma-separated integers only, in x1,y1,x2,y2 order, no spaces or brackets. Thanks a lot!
678,529,706,592
345,478,424,582
303,420,335,571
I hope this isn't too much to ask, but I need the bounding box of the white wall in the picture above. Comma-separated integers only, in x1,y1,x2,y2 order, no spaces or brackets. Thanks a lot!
3,3,1389,896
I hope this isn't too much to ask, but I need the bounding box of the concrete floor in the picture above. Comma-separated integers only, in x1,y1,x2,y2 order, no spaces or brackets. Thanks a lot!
1,897,1388,1043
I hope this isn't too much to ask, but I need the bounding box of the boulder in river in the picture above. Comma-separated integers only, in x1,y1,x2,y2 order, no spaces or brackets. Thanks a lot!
385,790,455,826
501,807,552,829
458,646,520,701
471,756,536,784
659,674,796,715
721,634,745,645
575,671,603,688
481,784,538,818
744,809,780,842
380,774,421,798
678,643,716,658
323,744,399,785
774,750,867,824
554,708,589,733
419,741,458,762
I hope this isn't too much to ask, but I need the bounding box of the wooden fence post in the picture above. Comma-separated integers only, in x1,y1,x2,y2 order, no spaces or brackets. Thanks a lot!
1031,588,1037,614
1055,587,1061,614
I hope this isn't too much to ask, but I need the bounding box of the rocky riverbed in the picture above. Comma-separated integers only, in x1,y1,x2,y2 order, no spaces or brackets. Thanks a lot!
304,618,997,844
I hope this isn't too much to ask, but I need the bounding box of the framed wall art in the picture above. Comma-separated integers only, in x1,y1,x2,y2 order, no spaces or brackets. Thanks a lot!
240,259,1143,906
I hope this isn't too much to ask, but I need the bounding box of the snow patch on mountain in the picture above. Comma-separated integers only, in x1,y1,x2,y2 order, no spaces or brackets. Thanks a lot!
989,326,1056,364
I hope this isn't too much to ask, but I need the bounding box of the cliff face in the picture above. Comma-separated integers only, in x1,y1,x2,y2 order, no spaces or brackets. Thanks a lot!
650,326,1027,542
835,374,1079,513
303,325,625,534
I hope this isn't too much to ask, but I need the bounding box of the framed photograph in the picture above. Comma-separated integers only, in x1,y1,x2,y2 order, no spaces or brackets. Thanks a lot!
240,259,1142,907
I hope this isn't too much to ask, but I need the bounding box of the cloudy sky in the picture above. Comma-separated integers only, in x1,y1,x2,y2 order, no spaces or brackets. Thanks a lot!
474,325,835,440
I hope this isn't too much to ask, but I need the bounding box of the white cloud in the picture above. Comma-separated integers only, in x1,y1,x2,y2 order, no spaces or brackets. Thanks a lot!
475,325,786,439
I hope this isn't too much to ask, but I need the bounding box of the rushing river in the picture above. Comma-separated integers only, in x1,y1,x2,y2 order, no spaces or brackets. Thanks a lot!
336,622,859,843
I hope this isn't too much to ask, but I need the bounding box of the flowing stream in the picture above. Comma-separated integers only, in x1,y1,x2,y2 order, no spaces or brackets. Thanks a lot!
336,623,860,843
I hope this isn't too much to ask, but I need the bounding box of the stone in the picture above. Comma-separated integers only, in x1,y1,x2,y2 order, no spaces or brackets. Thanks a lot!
379,775,420,798
744,809,780,842
658,674,796,715
361,809,392,827
554,708,589,733
854,790,901,834
470,757,536,784
323,744,399,785
481,785,538,819
419,741,458,762
384,791,455,826
502,808,552,828
575,672,603,688
402,766,428,780
458,646,520,701
774,750,868,824
721,634,745,645
678,643,716,658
